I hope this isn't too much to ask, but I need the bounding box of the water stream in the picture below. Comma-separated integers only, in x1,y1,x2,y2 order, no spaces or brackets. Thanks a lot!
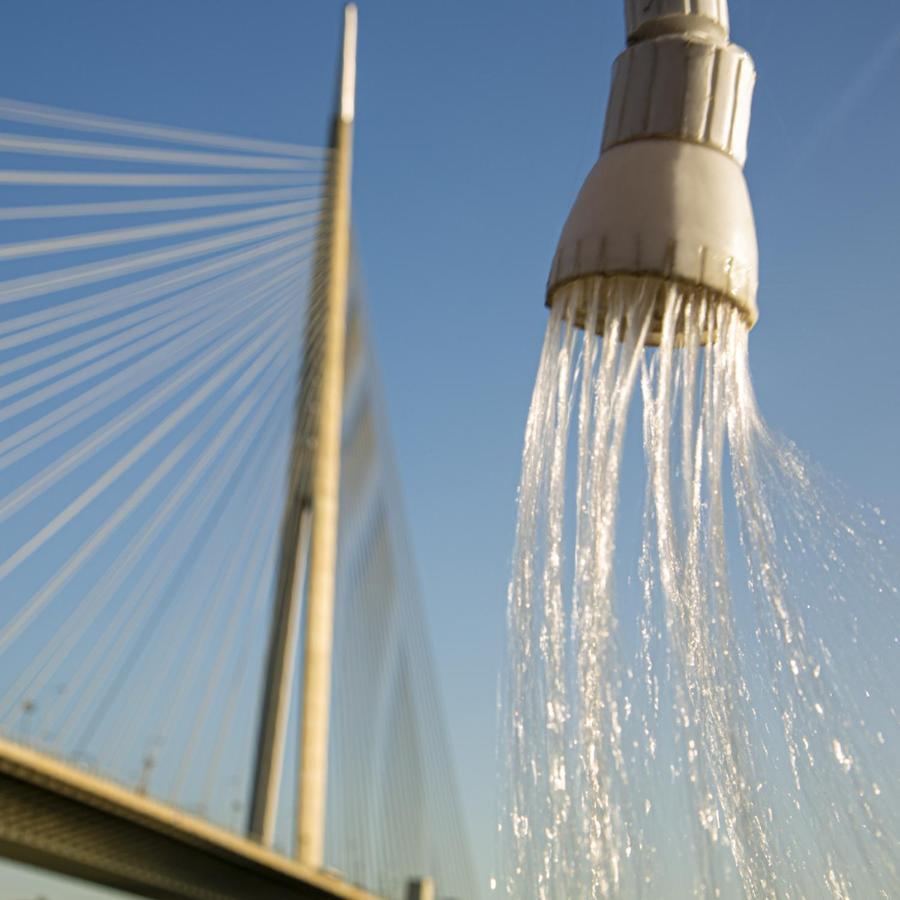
500,278,898,898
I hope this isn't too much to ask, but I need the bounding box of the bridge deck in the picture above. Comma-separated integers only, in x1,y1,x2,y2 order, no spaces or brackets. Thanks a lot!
0,736,379,900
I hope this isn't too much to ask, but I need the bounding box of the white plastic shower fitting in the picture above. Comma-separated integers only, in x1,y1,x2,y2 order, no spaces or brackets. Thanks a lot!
547,0,759,338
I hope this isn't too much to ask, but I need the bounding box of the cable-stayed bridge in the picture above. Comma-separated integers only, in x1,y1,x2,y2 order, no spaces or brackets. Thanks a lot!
0,7,477,899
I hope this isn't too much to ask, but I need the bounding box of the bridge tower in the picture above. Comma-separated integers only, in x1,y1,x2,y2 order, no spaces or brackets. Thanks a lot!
248,2,357,868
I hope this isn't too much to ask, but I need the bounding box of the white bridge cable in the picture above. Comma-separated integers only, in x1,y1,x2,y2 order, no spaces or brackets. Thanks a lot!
88,404,286,784
0,266,290,402
56,354,294,757
0,214,319,306
332,495,391,886
0,244,311,408
0,340,294,760
0,296,225,414
0,239,306,380
110,449,287,779
0,199,321,262
199,533,280,820
0,302,300,483
0,98,329,159
0,252,306,468
378,442,477,892
318,282,480,898
0,402,282,728
0,91,323,767
0,282,233,382
0,245,313,433
0,228,315,343
7,372,291,741
0,280,300,502
0,187,318,221
50,420,284,771
0,171,320,187
0,269,298,532
0,133,326,172
166,464,285,804
2,406,280,734
0,295,297,651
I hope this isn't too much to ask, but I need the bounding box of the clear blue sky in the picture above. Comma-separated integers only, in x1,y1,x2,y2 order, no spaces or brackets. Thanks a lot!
1,1,899,896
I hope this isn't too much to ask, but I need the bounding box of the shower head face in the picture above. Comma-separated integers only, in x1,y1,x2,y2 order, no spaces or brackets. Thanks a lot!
548,274,747,347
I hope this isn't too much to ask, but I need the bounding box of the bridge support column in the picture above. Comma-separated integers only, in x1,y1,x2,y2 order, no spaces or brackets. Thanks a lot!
248,3,357,865
296,2,357,869
249,506,311,845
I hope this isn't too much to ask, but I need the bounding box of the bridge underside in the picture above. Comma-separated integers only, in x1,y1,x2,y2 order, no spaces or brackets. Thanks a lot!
0,737,376,900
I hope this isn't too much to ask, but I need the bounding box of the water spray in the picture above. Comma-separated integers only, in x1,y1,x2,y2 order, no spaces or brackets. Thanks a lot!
547,0,758,342
502,4,898,896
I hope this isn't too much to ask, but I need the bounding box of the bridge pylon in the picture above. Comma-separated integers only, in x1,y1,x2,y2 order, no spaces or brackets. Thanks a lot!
247,2,357,868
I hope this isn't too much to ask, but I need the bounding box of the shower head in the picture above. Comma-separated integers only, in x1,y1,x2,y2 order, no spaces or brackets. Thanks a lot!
547,0,758,343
